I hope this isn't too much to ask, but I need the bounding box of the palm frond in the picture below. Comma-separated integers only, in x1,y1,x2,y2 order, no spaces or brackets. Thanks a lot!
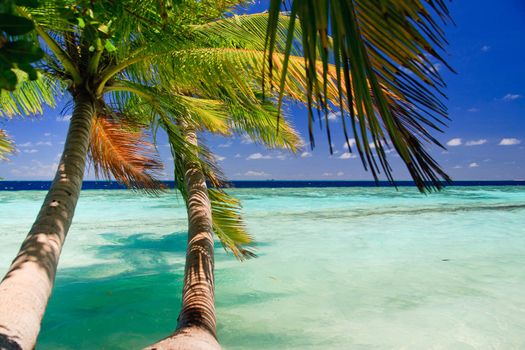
0,71,62,118
89,115,164,192
0,130,14,161
192,13,296,53
266,1,453,191
208,188,255,260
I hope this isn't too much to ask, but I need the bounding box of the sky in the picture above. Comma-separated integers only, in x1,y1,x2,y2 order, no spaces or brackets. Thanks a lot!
1,0,524,181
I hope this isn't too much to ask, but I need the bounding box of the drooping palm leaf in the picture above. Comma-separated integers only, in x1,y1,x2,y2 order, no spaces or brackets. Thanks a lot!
0,130,14,160
89,115,164,192
0,70,61,118
266,1,453,191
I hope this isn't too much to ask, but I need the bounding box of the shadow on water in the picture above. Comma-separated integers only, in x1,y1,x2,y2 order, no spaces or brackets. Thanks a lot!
38,232,190,350
37,231,279,349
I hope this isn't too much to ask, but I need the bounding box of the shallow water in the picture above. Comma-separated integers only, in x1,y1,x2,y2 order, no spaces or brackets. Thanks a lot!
1,186,524,349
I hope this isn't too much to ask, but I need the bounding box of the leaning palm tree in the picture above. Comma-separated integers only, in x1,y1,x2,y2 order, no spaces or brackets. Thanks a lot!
0,1,250,348
140,3,454,346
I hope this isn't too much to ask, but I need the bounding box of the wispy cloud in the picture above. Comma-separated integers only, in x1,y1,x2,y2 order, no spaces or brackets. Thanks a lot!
446,138,462,147
468,162,479,168
499,138,521,146
56,114,72,122
246,152,272,160
327,111,341,121
36,141,52,146
43,133,51,137
341,139,356,150
339,152,356,160
336,171,344,177
244,170,269,177
300,151,312,158
467,108,479,112
481,45,491,52
18,142,33,148
502,93,521,101
465,139,487,146
240,135,254,144
23,149,38,154
218,141,232,148
214,155,226,161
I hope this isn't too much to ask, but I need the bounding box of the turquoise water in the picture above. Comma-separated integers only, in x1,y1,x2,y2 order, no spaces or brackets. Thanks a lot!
1,186,525,349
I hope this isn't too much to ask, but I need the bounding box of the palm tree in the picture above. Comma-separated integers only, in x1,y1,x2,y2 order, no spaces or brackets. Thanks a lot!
0,1,252,348
142,2,455,345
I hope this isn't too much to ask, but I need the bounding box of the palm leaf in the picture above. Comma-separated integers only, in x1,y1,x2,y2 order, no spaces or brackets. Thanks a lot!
0,71,61,118
89,115,164,192
0,130,14,161
266,1,453,191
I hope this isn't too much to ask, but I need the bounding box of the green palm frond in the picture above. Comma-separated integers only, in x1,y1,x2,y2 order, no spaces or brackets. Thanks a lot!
266,1,453,191
227,97,301,152
192,13,295,52
208,188,255,260
0,130,14,161
105,82,231,135
0,71,61,118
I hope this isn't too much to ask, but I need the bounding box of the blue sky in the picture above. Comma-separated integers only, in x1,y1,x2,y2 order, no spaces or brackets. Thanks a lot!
1,0,524,181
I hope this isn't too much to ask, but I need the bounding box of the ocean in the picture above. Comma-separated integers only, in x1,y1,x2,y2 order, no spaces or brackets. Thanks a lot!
1,183,524,349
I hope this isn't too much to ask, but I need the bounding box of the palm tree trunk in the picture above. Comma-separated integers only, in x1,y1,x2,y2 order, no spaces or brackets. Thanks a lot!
144,129,220,350
0,91,95,350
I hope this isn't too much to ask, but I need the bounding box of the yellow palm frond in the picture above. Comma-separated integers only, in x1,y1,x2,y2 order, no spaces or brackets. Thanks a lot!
0,130,14,161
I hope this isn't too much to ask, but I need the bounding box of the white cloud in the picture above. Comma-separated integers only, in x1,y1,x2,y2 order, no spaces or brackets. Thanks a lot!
336,171,344,177
11,160,58,178
43,133,51,137
446,138,462,147
218,141,232,148
234,153,241,158
276,154,287,160
481,45,491,52
214,155,226,161
300,151,312,158
468,162,479,168
502,94,522,101
342,139,356,150
499,138,521,146
431,63,442,73
240,135,254,144
18,142,33,148
327,111,341,121
23,149,38,154
339,152,356,160
36,141,52,146
322,172,333,176
56,114,72,122
467,108,479,112
244,170,269,177
453,165,462,169
246,152,272,160
465,139,487,146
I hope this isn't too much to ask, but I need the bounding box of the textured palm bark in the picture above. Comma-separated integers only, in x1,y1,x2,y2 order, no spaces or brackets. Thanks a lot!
0,91,95,350
144,129,220,350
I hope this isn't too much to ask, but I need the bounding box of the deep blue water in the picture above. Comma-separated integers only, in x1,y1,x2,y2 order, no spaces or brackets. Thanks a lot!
1,180,524,191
